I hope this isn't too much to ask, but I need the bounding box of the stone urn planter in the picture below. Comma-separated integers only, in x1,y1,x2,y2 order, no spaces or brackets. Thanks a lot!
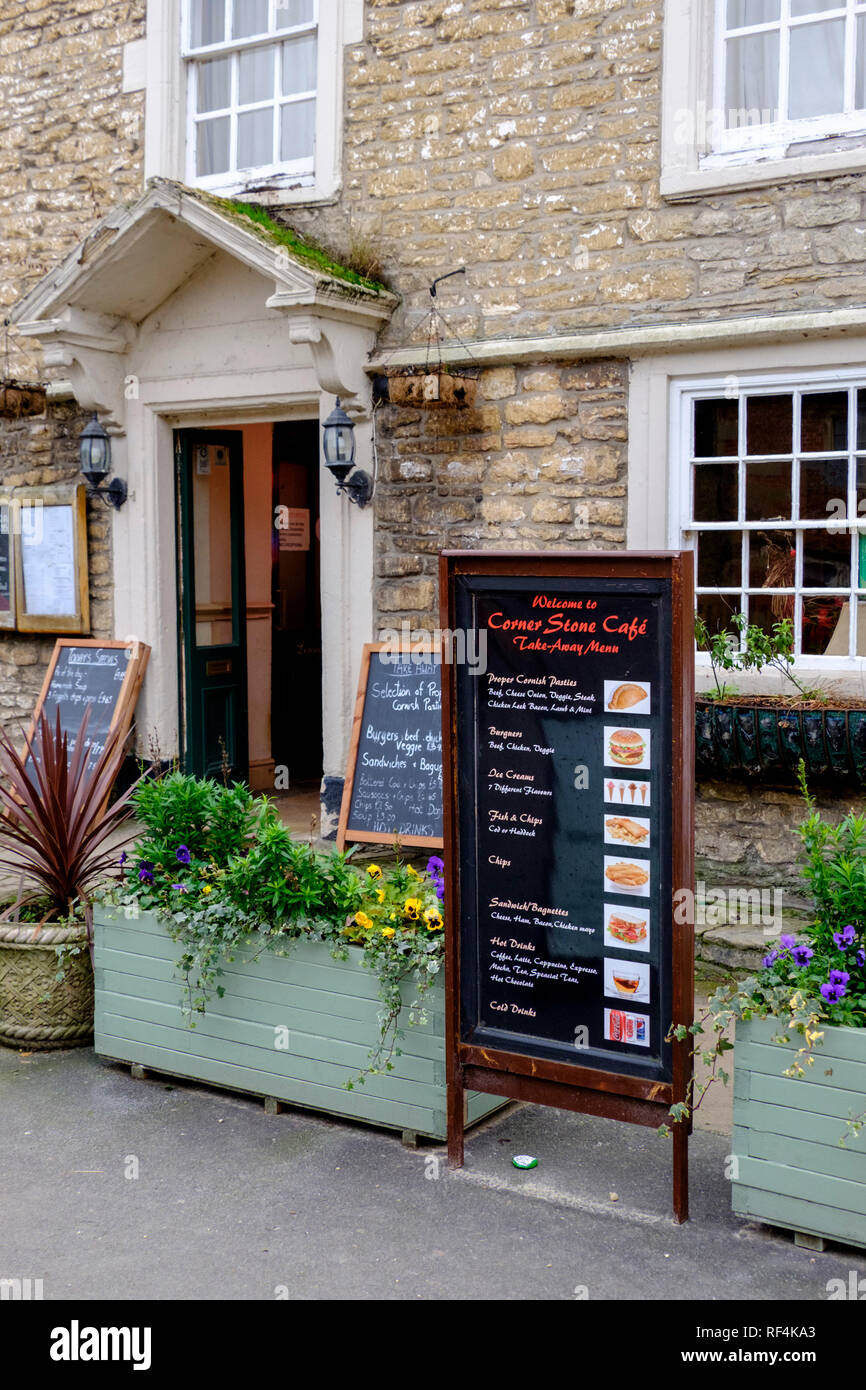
731,1016,866,1250
695,698,866,781
0,920,93,1050
93,906,502,1142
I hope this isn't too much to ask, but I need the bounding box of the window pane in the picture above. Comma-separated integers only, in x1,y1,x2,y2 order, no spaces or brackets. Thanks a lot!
858,390,866,449
233,0,268,38
196,57,231,113
726,32,779,121
697,594,741,639
694,463,738,522
698,530,741,587
237,107,273,168
191,0,225,47
799,457,848,521
196,116,230,176
749,592,793,636
745,460,791,521
276,0,315,25
856,459,866,515
281,35,317,94
749,531,795,587
746,394,792,454
727,0,779,24
281,97,315,159
857,15,866,109
858,531,866,586
788,19,844,119
803,528,851,587
801,390,848,452
239,45,274,104
857,600,866,656
802,594,846,653
790,0,842,15
694,398,738,457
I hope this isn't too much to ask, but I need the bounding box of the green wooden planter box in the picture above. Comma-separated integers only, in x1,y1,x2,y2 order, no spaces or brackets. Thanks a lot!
93,907,502,1141
732,1016,866,1250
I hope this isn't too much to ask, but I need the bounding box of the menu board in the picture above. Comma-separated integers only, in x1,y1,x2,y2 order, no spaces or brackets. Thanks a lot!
27,638,151,774
446,556,693,1096
14,484,89,633
337,645,443,849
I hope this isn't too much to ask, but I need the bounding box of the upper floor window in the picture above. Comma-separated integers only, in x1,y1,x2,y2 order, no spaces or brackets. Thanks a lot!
183,0,317,189
715,0,866,157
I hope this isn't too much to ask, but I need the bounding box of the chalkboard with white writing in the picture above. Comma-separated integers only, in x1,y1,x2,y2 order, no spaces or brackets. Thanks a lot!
337,645,443,849
28,638,150,772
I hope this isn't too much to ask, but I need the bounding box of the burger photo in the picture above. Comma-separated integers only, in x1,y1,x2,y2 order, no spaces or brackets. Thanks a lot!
607,728,646,767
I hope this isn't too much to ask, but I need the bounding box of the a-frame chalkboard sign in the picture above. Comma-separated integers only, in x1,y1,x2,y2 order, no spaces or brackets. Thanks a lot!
337,643,443,850
26,638,151,771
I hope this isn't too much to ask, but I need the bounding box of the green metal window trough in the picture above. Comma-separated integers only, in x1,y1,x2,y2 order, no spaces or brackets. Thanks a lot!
732,1017,866,1251
93,907,502,1142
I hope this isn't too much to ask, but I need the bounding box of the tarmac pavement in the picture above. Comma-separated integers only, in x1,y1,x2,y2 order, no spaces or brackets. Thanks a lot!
2,1041,865,1302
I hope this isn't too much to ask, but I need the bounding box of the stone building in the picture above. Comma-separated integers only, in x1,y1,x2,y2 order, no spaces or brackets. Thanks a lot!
2,0,866,888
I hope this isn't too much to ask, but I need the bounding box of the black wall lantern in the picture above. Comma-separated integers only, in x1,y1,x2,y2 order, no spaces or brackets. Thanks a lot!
322,397,372,508
79,413,127,509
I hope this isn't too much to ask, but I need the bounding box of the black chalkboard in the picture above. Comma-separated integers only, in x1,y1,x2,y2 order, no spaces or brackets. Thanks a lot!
28,638,150,772
452,572,676,1084
338,645,443,848
0,524,10,616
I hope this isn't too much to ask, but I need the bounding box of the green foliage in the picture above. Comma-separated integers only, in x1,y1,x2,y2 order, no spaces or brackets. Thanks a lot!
695,610,814,698
796,759,866,957
108,777,444,1087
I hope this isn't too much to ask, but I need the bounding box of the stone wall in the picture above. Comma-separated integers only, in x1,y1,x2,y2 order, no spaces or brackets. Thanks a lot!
283,0,866,352
0,401,112,727
0,0,145,381
373,359,628,626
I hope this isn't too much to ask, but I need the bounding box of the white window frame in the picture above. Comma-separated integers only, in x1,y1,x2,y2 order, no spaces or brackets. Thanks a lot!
661,0,866,198
141,0,363,204
671,365,866,670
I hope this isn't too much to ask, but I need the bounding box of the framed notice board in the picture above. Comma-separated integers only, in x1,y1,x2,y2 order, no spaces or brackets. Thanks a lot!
337,643,444,850
0,495,15,631
28,638,151,772
14,483,89,634
441,551,695,1221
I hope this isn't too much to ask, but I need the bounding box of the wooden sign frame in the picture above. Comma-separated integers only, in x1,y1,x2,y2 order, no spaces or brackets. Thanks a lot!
14,483,90,634
27,638,151,768
337,641,444,851
441,551,695,1223
0,494,15,631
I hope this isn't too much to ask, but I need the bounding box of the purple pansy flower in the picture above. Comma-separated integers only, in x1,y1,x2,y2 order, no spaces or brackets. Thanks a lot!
119,851,128,867
779,934,796,951
762,949,779,968
426,856,444,875
857,948,866,968
829,969,850,987
833,924,856,949
176,845,192,865
171,883,187,893
138,862,154,884
821,981,847,1002
792,945,814,967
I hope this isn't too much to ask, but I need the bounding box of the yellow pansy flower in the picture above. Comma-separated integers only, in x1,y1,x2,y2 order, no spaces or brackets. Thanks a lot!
201,885,212,895
382,927,396,939
404,897,423,920
406,866,419,878
367,864,383,880
354,911,374,931
376,889,385,904
424,909,443,931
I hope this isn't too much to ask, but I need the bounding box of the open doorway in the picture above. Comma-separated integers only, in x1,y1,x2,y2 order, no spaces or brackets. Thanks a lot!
175,419,322,815
271,419,323,805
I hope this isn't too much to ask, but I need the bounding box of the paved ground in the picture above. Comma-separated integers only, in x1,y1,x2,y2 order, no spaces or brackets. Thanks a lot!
2,1040,864,1302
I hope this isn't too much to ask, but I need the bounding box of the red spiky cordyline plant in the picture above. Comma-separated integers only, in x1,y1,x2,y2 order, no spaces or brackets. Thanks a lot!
0,707,141,948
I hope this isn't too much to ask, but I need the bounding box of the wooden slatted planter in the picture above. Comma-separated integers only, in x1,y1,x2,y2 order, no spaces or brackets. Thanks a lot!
93,906,502,1141
732,1017,866,1250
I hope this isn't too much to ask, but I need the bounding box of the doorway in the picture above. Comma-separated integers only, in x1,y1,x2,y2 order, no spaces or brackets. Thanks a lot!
271,419,322,790
175,420,322,800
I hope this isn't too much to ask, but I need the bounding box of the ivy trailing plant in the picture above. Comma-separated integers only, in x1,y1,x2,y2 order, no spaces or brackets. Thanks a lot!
105,773,445,1086
663,761,866,1143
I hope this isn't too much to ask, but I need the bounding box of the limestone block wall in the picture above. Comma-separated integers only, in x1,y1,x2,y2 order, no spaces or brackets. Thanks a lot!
0,0,145,381
372,359,628,626
284,0,866,353
0,402,113,727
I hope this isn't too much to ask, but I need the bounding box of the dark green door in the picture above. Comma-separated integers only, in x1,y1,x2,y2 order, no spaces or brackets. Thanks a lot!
176,430,249,783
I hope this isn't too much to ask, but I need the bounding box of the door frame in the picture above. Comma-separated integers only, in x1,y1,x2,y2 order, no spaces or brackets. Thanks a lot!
175,427,249,782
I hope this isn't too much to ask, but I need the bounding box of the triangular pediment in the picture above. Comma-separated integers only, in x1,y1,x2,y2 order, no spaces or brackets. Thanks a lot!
12,177,396,333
